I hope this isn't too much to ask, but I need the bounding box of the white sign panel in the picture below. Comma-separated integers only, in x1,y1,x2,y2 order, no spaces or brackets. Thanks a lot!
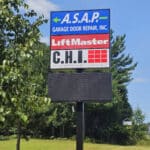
51,49,110,69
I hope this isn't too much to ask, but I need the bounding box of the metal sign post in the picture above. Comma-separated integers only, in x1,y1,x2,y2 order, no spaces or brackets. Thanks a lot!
76,102,84,150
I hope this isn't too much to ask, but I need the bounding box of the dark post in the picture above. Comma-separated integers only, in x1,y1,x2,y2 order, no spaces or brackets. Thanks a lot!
76,102,84,150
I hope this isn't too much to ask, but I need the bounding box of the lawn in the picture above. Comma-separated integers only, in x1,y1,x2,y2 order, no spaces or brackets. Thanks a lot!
0,139,150,150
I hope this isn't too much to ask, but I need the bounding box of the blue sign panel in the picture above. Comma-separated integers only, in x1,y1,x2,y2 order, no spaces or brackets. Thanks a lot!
50,9,110,35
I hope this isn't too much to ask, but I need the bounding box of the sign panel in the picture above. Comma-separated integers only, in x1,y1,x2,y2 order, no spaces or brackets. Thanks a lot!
48,72,112,102
51,34,109,50
50,9,110,69
51,9,110,35
51,49,109,69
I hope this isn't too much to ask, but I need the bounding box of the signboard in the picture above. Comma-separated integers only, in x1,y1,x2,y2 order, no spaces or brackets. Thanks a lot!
50,9,110,69
48,72,112,102
51,9,110,35
51,34,110,49
51,49,109,69
123,119,132,126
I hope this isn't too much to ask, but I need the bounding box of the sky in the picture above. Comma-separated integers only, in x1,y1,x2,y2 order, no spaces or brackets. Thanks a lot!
26,0,150,123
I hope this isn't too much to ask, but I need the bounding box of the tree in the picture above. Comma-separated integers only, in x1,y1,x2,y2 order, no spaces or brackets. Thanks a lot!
0,1,49,150
27,102,76,138
48,103,76,137
84,32,137,144
131,108,147,142
132,108,145,126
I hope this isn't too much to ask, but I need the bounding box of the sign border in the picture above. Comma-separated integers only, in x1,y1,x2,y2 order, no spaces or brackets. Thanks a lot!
50,9,110,69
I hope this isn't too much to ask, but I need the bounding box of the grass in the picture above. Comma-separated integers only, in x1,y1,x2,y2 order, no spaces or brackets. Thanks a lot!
0,139,150,150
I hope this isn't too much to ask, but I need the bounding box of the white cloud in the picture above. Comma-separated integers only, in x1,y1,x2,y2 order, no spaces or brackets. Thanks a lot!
26,0,59,18
133,77,150,83
40,36,49,45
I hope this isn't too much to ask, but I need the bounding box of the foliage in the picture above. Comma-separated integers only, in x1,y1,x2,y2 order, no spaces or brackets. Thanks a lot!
131,108,148,142
84,32,137,144
0,0,49,149
27,103,76,138
132,108,145,126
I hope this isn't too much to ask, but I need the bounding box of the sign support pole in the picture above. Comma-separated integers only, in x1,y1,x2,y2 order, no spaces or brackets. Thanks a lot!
76,102,84,150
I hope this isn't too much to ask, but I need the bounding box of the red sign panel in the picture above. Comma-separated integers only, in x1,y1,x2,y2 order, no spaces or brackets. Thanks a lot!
51,34,109,50
88,49,107,63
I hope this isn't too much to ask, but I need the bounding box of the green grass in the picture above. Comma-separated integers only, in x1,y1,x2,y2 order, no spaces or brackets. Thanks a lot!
0,139,150,150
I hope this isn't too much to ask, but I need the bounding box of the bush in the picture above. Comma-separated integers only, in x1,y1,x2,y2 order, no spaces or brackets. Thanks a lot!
109,124,136,145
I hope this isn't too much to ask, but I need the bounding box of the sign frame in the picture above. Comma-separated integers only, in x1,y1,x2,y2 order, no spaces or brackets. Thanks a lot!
50,9,110,69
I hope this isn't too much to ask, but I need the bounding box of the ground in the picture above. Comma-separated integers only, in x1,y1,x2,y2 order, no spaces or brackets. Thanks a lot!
0,139,150,150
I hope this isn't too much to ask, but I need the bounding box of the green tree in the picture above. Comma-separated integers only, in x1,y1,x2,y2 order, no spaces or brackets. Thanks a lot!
132,108,145,125
28,102,76,138
48,103,75,137
131,108,147,142
85,32,137,144
0,1,49,150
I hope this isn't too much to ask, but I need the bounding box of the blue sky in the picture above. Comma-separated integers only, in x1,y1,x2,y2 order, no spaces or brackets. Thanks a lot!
27,0,150,122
